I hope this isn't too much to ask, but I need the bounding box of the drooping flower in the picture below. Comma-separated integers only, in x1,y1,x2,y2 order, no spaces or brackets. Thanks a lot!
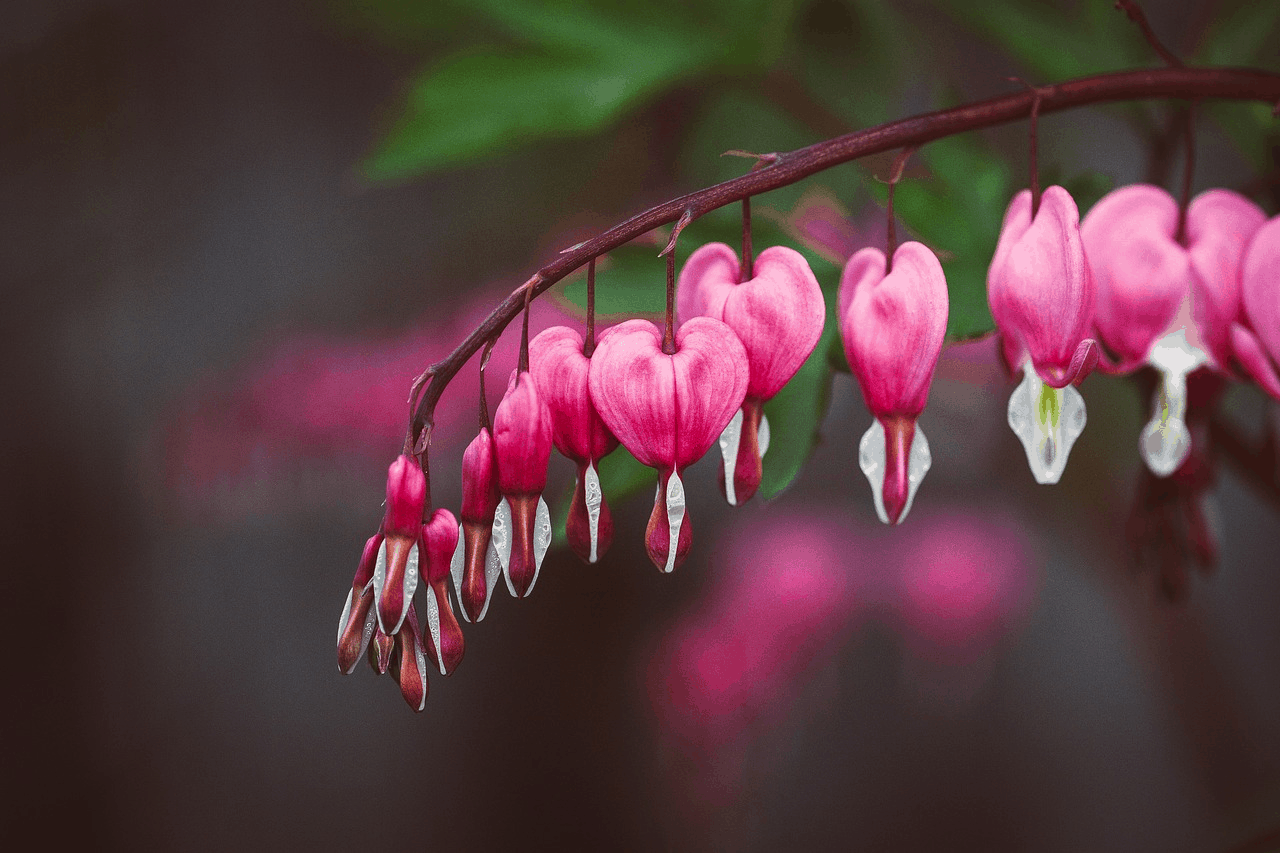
1233,214,1280,401
677,244,826,505
588,318,749,572
492,370,553,598
838,242,948,524
369,455,426,635
1082,185,1266,474
988,186,1098,484
419,508,465,675
449,426,503,622
529,326,619,563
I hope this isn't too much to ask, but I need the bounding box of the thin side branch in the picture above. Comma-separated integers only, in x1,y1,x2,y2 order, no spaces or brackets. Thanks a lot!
410,66,1280,444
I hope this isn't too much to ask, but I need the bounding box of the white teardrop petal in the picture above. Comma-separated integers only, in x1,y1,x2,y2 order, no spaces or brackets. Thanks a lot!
336,588,355,647
425,585,445,675
493,498,517,597
371,539,389,633
1141,329,1206,478
449,523,468,623
525,495,552,595
387,542,418,635
717,408,744,506
1008,363,1086,485
664,471,686,574
478,535,502,622
758,412,771,457
583,461,603,563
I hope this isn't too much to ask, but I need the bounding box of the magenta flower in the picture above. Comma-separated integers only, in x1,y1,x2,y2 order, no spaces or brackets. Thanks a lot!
838,242,948,524
1082,185,1266,475
677,243,826,504
588,317,749,572
1233,215,1280,401
370,455,426,635
988,186,1097,484
335,532,431,712
420,508,465,675
529,326,619,563
492,370,553,598
449,426,503,622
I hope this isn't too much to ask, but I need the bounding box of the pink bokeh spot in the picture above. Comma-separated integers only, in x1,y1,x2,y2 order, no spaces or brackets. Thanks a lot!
163,287,577,515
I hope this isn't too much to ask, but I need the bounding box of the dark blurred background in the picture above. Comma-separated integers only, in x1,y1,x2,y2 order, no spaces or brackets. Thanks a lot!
4,0,1280,850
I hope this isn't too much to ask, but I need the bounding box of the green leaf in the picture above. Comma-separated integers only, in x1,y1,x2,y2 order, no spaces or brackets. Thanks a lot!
870,134,1008,341
554,244,670,318
759,321,836,499
364,43,703,181
1197,0,1280,67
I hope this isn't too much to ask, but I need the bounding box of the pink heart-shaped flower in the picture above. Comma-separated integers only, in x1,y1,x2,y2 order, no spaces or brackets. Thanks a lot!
589,317,748,570
1187,189,1266,366
589,317,749,472
1236,215,1280,400
988,186,1095,388
839,242,948,418
677,243,825,401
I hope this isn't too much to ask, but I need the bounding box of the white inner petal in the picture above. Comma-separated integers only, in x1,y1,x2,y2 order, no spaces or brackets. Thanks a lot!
664,470,686,574
1141,329,1206,477
758,412,771,457
717,408,744,506
584,461,603,563
479,534,502,622
527,495,552,596
411,642,429,711
425,584,445,675
389,542,418,635
337,588,354,647
371,539,389,633
494,498,517,597
1007,362,1087,485
449,523,468,623
857,421,932,525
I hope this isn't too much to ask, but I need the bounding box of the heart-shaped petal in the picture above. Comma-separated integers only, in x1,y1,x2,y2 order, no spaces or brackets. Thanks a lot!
588,317,749,471
528,325,618,463
839,242,948,418
988,186,1095,388
1240,215,1280,378
460,427,499,525
678,243,825,401
1187,190,1265,367
1081,184,1188,372
381,454,426,538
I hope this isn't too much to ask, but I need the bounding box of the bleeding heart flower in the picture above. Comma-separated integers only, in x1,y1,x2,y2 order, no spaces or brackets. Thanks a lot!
529,326,619,564
1233,215,1280,401
492,370,554,598
588,317,749,572
370,455,425,636
677,243,826,505
419,508,464,676
336,534,380,675
838,242,948,524
1083,185,1266,475
988,186,1098,484
449,426,503,622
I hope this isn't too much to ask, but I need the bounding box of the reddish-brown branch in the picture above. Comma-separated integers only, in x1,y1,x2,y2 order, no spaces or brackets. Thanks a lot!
409,66,1280,445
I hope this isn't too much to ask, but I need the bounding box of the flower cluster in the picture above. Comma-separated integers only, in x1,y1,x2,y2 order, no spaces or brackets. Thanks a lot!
337,183,1279,710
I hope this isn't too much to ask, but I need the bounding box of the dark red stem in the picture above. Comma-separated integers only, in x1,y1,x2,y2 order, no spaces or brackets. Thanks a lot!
883,146,915,273
518,284,531,374
741,196,754,280
409,66,1280,446
1177,101,1196,245
583,257,596,358
478,337,495,431
1116,0,1185,69
662,252,676,355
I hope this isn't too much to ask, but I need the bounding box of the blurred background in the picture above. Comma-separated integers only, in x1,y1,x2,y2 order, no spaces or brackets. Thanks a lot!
5,0,1280,850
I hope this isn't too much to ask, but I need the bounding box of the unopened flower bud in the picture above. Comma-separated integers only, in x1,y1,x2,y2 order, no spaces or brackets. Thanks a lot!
493,371,553,597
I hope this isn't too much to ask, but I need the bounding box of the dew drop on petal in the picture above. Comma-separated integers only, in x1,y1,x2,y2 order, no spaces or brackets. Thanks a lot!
717,408,744,506
371,539,389,631
584,461,603,563
449,524,467,623
1141,330,1206,478
336,588,355,647
425,584,445,675
664,470,686,574
1007,364,1086,484
527,496,552,595
493,498,517,597
395,542,419,633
